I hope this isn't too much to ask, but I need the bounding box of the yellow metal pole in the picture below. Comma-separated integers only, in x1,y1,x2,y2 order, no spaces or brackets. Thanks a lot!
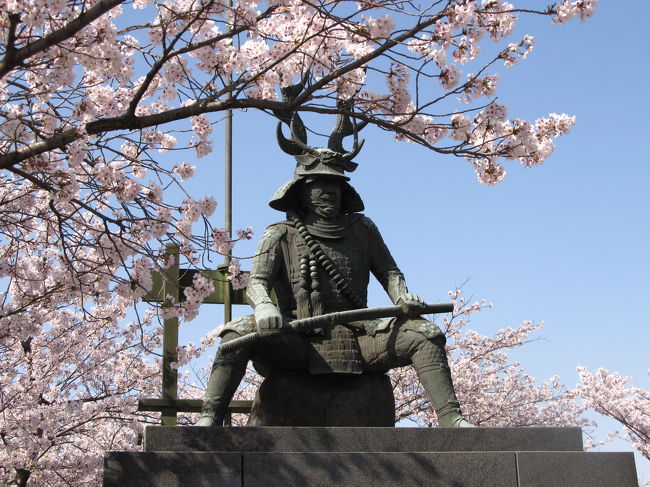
161,244,179,425
223,0,234,325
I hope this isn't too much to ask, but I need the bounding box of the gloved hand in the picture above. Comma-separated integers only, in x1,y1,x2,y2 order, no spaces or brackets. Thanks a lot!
396,293,427,318
255,302,283,331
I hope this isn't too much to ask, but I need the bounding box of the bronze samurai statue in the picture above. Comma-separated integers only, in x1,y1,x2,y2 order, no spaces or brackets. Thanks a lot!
197,96,473,428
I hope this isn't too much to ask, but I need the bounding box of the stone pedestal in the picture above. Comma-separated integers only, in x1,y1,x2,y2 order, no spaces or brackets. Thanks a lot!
248,370,395,426
103,427,640,486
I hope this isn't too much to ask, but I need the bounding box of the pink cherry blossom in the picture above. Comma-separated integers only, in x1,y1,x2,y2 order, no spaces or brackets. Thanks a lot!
212,228,235,254
173,162,197,181
439,64,461,89
236,226,254,240
226,257,250,290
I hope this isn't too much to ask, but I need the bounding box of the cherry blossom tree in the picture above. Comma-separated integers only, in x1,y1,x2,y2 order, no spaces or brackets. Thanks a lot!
0,0,607,485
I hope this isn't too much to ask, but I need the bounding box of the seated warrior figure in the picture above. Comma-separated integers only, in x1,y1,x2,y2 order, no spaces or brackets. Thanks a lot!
197,110,473,428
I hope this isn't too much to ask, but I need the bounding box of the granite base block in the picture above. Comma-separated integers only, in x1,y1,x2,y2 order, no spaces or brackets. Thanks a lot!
243,451,518,487
144,426,585,453
102,451,241,487
516,451,639,487
104,427,640,487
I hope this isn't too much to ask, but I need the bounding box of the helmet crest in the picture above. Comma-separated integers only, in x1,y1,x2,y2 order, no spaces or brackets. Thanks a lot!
269,76,367,214
275,79,366,179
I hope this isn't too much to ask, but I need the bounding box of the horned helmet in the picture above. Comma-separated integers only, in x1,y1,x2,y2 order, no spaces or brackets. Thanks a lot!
269,84,367,214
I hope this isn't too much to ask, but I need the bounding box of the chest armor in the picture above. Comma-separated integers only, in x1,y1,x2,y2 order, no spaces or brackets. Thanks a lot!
287,225,369,311
282,222,370,374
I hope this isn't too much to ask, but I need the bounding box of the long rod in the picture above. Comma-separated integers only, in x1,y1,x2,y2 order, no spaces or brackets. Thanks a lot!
219,302,455,354
223,107,232,324
223,0,234,324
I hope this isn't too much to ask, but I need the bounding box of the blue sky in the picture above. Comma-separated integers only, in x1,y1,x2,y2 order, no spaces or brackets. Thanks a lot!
169,1,649,479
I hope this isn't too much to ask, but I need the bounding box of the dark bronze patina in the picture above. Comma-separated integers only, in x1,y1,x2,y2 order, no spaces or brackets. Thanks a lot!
197,85,473,427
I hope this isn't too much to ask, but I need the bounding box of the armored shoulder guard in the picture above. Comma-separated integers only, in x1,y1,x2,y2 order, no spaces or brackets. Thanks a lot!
356,214,380,233
259,222,289,243
250,222,288,277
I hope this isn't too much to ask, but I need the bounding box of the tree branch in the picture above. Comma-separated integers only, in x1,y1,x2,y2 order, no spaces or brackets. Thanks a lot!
293,10,446,105
0,97,285,170
0,0,125,79
8,166,126,228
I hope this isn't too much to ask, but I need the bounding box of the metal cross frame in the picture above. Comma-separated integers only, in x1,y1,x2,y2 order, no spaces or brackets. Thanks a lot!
139,67,244,426
137,243,252,426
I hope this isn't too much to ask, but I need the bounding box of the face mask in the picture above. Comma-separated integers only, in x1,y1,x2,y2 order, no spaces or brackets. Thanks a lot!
303,179,342,218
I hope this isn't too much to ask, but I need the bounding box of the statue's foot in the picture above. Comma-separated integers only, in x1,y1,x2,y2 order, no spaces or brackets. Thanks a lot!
438,412,475,428
447,416,475,428
195,415,217,427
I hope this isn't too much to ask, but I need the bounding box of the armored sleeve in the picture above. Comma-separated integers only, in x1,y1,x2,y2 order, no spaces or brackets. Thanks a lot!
360,216,409,304
246,224,285,309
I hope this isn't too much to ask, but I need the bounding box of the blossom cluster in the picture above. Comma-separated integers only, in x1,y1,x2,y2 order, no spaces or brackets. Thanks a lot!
181,272,216,321
553,0,598,24
227,257,251,290
576,367,649,460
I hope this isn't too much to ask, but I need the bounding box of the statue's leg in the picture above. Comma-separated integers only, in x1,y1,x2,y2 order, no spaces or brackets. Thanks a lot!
410,334,474,428
196,331,248,427
359,319,474,428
